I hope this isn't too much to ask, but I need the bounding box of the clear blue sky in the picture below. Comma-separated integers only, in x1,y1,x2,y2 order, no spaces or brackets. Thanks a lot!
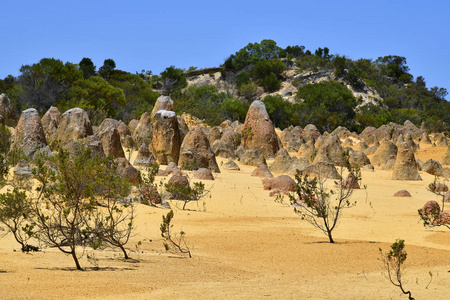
2,0,449,91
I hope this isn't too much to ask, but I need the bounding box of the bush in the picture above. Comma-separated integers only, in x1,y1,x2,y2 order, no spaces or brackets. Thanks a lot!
251,59,286,80
263,95,299,129
234,71,251,88
261,73,282,93
238,82,258,101
296,81,359,132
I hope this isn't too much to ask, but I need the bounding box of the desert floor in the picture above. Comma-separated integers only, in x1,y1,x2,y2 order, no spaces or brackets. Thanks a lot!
1,145,449,299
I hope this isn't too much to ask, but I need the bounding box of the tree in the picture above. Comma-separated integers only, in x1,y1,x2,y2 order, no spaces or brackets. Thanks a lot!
160,210,191,257
17,58,82,111
98,58,116,78
160,65,187,95
32,148,133,269
64,76,126,122
295,81,359,132
281,152,360,243
93,157,133,259
379,239,415,300
165,180,206,210
0,187,37,252
79,57,96,79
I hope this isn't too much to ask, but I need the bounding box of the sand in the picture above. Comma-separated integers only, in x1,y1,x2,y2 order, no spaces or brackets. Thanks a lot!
0,145,449,299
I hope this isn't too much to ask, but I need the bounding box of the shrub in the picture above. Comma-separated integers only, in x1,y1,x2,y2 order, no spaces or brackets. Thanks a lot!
261,73,282,93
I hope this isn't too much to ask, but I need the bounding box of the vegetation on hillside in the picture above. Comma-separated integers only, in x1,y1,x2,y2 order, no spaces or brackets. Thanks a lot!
0,39,448,133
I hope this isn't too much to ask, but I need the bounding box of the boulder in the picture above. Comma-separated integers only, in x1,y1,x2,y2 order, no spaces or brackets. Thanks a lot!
393,190,412,197
234,146,246,160
55,108,93,145
303,161,342,180
194,168,214,180
340,172,360,189
64,135,105,159
11,108,47,157
133,112,153,149
117,121,134,149
128,119,139,134
391,142,422,181
287,157,312,175
441,147,450,165
222,158,240,171
150,95,174,118
98,118,125,158
363,164,375,172
115,157,139,183
371,140,397,169
241,100,281,158
0,93,16,121
363,146,378,156
166,161,180,174
178,127,220,172
269,148,293,173
41,106,61,145
167,174,190,188
13,159,33,181
251,163,273,178
298,144,316,163
208,126,224,144
152,110,181,164
301,124,321,142
241,149,263,166
133,143,156,167
263,175,296,192
349,150,371,167
422,159,443,177
321,135,343,165
420,132,432,144
354,141,369,151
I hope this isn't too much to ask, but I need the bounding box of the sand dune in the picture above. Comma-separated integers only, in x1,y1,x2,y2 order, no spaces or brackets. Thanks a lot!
0,146,449,299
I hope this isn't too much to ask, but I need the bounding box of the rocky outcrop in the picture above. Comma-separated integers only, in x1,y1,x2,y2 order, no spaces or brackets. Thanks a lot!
303,161,342,180
371,140,397,169
55,108,93,145
64,134,105,159
13,159,33,181
0,93,16,121
133,143,156,167
251,163,273,178
269,148,293,173
117,121,134,149
222,158,240,171
133,112,153,148
150,95,174,118
394,190,412,197
98,118,125,158
391,143,421,180
115,157,139,183
241,149,264,166
194,168,214,180
422,159,443,177
152,110,181,165
349,150,371,167
41,106,61,145
178,127,220,172
263,175,296,192
241,100,281,158
11,108,47,157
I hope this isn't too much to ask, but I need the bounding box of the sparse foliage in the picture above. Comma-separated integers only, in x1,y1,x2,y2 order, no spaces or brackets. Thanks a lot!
160,210,191,258
282,152,360,243
379,239,415,300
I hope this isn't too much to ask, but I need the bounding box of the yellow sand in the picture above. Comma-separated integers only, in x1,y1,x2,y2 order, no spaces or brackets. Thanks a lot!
0,145,449,299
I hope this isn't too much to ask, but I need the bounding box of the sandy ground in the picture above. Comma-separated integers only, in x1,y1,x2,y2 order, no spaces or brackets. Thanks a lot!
1,144,449,299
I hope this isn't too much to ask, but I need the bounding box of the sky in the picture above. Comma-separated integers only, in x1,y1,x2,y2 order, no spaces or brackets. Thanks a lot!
1,0,449,91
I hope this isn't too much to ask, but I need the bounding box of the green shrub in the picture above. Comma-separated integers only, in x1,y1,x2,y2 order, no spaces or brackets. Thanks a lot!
261,73,282,92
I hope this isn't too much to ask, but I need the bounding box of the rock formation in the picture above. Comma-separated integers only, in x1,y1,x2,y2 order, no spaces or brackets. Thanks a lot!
241,100,281,158
152,110,181,164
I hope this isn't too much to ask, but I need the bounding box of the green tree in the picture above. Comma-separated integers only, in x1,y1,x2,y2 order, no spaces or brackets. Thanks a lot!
251,59,286,80
261,72,282,92
64,76,126,121
98,58,116,78
17,58,82,111
79,57,96,79
161,65,187,95
32,148,134,269
296,81,359,131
